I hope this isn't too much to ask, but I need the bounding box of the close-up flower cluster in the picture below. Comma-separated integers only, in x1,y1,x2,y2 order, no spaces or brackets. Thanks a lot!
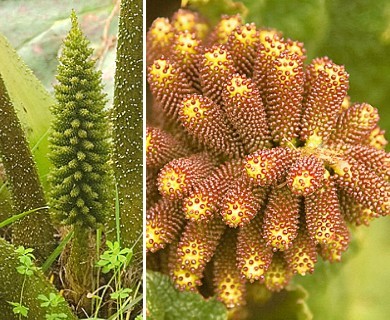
146,9,389,309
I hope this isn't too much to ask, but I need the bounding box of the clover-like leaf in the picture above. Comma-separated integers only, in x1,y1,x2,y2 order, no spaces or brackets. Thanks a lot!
38,293,65,308
110,288,132,300
7,301,29,317
45,313,68,320
146,271,227,320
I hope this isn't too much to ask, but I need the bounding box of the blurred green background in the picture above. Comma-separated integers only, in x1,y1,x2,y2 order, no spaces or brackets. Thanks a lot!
0,0,389,319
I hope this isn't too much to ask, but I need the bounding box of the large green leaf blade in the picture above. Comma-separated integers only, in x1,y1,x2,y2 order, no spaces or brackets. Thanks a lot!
0,33,53,183
147,271,228,320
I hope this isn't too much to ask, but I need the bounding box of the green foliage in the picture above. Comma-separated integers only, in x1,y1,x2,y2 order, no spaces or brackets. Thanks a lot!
7,301,29,318
147,271,228,320
92,239,139,319
110,288,132,300
0,238,76,320
0,206,48,228
0,33,54,184
45,313,68,320
41,230,74,273
49,11,113,228
0,72,55,260
96,240,133,274
37,293,65,308
15,246,38,276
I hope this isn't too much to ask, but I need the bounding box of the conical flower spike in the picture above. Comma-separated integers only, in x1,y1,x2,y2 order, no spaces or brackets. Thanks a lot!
339,190,380,226
265,52,305,146
157,153,214,200
49,12,113,227
146,198,184,253
168,242,201,292
331,103,379,145
171,9,208,39
338,144,389,180
237,215,273,282
146,126,189,169
213,230,246,308
258,28,282,45
148,58,195,122
227,24,259,75
243,147,294,186
146,17,174,64
170,31,202,87
199,44,236,105
301,59,349,147
209,14,243,44
182,159,244,221
171,219,225,290
305,180,344,244
264,252,292,292
363,126,388,150
287,155,325,196
332,157,390,216
179,94,244,158
222,73,271,152
262,186,301,251
319,219,350,263
253,35,305,106
182,188,217,222
220,178,266,228
284,226,317,275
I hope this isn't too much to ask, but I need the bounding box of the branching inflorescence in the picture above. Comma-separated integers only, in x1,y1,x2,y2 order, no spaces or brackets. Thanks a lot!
146,9,390,308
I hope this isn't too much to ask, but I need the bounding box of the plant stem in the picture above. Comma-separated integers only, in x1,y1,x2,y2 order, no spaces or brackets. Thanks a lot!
111,0,143,256
18,275,27,320
65,224,95,314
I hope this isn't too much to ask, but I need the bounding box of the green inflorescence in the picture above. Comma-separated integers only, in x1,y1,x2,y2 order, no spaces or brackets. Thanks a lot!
49,11,113,228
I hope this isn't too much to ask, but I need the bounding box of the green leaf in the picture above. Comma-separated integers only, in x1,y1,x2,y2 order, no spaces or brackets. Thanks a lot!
146,270,227,320
110,288,132,300
16,265,34,276
235,283,312,320
0,206,49,228
41,230,74,273
0,33,54,186
38,292,65,308
15,246,35,257
45,313,68,320
7,301,29,317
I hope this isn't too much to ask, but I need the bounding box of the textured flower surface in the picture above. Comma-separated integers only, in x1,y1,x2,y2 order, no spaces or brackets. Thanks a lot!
49,12,112,228
146,9,390,309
